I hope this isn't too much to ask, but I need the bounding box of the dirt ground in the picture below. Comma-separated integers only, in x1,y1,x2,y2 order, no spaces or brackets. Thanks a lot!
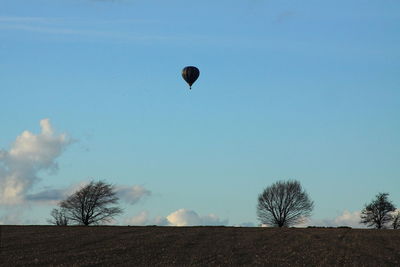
1,225,399,266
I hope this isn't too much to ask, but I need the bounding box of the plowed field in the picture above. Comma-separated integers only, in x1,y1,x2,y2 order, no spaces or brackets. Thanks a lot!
1,226,399,266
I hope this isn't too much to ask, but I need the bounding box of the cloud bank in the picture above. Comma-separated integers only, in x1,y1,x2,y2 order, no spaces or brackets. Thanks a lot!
294,210,364,228
125,209,228,226
166,209,228,226
0,119,71,205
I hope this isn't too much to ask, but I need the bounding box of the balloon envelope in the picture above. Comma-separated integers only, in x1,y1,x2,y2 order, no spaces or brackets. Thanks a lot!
182,66,200,89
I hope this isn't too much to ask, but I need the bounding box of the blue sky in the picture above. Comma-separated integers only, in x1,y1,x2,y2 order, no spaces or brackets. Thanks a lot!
0,0,399,226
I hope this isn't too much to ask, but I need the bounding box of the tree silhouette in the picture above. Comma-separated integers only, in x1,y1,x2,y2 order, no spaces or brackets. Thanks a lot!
392,211,400,229
47,208,69,226
257,180,314,227
360,193,396,229
59,180,123,226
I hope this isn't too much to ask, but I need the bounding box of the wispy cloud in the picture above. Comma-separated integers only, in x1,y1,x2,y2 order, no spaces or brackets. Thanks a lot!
0,210,23,224
0,16,155,24
26,182,151,206
26,188,67,203
0,207,40,225
0,16,52,23
0,25,189,45
0,24,92,35
24,182,86,204
0,24,168,40
116,185,151,205
89,0,125,2
0,15,175,42
0,16,212,44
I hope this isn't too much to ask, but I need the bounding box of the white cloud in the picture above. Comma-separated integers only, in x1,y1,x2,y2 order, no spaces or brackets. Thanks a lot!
333,210,362,228
166,209,201,226
124,209,228,226
235,222,256,227
390,209,400,215
125,211,150,225
0,119,71,205
117,185,151,205
153,215,170,226
295,210,364,228
166,209,228,226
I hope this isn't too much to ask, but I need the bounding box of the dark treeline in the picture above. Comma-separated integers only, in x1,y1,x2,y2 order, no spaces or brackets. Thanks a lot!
48,179,399,229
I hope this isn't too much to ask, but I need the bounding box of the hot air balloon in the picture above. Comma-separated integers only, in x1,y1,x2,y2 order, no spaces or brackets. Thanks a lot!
182,66,200,89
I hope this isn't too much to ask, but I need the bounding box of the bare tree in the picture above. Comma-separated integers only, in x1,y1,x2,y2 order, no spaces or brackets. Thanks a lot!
257,180,314,227
360,193,396,229
392,211,400,230
59,180,123,226
47,208,69,226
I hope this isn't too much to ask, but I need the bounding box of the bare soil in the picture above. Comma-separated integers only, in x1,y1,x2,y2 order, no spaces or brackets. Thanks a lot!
1,226,400,266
